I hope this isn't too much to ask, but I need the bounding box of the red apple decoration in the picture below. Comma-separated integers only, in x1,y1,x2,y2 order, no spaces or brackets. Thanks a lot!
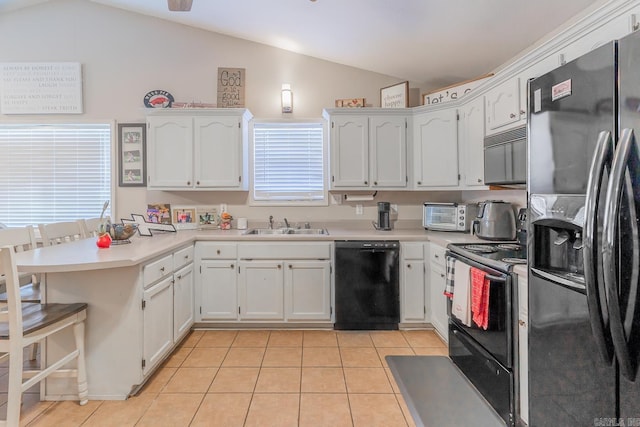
96,232,112,248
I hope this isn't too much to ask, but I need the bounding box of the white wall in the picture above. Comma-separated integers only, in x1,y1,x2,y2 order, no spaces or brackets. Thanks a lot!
0,0,524,224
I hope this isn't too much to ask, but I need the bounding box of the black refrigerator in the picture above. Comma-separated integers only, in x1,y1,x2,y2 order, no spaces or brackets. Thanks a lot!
527,29,640,426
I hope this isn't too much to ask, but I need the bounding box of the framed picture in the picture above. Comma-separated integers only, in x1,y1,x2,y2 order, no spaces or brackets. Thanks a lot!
118,123,146,187
380,81,409,108
171,205,198,230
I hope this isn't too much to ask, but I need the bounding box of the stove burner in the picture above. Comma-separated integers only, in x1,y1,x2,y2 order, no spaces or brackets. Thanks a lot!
463,245,497,253
497,244,522,251
501,257,527,264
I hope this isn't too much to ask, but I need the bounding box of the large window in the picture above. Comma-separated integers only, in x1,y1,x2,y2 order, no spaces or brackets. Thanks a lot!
0,123,112,227
252,121,326,205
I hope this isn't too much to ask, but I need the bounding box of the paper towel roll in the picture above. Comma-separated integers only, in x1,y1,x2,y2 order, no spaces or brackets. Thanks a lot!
343,194,374,201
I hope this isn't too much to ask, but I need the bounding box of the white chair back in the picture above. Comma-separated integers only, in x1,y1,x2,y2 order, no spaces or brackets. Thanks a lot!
79,217,110,238
0,226,37,253
38,221,85,246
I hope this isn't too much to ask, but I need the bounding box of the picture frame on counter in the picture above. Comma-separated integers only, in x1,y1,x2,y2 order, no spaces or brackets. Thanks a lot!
171,205,198,230
380,81,409,108
118,123,146,187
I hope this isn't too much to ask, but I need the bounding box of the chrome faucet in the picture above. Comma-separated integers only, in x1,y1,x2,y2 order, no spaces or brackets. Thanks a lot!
268,215,274,229
284,218,290,229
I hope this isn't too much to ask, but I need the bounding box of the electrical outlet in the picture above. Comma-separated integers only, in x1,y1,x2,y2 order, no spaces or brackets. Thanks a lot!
356,204,363,215
391,204,398,213
220,203,227,213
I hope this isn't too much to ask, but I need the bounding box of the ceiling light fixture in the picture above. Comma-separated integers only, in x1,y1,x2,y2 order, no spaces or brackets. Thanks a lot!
168,0,193,11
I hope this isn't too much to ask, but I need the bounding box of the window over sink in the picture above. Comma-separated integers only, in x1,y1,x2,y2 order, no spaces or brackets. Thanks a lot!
0,123,112,227
251,120,327,206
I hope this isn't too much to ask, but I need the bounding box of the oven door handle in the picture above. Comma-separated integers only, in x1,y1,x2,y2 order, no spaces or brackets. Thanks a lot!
484,273,507,283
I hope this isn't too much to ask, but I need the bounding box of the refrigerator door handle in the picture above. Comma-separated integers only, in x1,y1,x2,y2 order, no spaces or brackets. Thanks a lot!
603,128,638,380
583,130,615,362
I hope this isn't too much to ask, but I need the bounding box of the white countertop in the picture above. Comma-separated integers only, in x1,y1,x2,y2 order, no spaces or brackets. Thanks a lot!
15,225,483,273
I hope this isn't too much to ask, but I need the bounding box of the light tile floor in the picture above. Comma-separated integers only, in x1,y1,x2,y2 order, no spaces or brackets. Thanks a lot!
0,329,447,426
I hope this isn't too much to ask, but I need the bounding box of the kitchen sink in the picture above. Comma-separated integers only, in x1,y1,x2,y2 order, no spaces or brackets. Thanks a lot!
243,228,329,235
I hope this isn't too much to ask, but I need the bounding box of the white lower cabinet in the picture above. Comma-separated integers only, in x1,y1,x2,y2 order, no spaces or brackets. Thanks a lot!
199,260,238,320
518,272,529,425
238,261,285,320
429,243,448,342
142,275,174,376
285,260,331,321
142,245,194,376
400,242,427,323
173,263,194,341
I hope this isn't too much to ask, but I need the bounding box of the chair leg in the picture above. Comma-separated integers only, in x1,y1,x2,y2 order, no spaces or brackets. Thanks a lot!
29,342,38,361
6,350,23,425
73,320,88,406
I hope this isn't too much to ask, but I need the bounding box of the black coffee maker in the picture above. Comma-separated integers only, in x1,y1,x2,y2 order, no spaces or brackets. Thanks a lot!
374,202,392,230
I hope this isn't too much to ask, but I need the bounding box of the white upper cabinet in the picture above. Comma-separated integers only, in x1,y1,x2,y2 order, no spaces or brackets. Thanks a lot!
326,109,408,190
485,78,525,135
413,107,459,188
147,109,251,190
459,96,487,187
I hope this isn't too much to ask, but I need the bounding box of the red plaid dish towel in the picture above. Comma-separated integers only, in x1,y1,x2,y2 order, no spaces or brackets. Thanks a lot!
471,267,490,330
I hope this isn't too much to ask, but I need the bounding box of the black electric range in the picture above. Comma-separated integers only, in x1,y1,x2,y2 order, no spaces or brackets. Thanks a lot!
446,242,527,274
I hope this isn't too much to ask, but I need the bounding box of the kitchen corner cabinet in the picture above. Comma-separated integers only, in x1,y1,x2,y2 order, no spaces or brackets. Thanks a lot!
325,109,408,189
400,242,428,323
146,109,252,190
413,108,459,188
485,78,525,135
459,96,487,187
428,242,448,342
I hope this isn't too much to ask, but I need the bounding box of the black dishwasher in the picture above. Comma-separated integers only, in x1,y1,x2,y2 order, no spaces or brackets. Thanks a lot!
334,240,400,330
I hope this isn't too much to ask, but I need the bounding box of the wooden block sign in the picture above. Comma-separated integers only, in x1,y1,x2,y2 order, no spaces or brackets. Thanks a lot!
217,67,245,108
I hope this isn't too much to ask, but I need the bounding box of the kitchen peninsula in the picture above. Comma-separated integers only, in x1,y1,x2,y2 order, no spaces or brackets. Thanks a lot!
15,226,477,400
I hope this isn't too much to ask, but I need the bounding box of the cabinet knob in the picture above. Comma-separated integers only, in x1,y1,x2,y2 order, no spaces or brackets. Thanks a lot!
417,181,422,185
196,181,200,185
440,273,445,278
187,181,191,186
520,110,526,115
278,264,282,269
374,181,378,186
364,181,368,185
477,178,482,183
177,274,182,280
434,254,439,259
407,264,412,269
230,264,234,269
519,319,526,326
289,264,293,269
160,267,165,272
184,255,189,259
510,113,516,119
217,250,221,255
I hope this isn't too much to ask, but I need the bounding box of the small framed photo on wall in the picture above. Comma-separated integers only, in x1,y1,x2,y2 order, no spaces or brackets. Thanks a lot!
118,123,146,187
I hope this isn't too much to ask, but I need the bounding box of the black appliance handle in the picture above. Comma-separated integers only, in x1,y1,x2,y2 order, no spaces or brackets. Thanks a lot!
484,274,507,283
583,130,615,362
530,267,586,293
603,128,638,380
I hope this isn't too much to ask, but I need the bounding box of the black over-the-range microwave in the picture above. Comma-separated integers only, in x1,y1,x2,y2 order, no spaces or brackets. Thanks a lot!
483,124,527,186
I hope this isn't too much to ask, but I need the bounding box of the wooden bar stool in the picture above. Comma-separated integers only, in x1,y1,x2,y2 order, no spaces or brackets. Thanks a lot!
0,245,88,425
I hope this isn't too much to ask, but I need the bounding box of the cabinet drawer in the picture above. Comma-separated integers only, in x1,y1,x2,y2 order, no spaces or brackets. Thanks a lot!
143,254,173,288
401,242,424,260
197,242,237,259
430,243,446,266
238,242,332,260
174,245,194,269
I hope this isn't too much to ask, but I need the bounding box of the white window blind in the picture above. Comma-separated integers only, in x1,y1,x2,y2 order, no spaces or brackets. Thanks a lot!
0,123,112,227
253,122,325,202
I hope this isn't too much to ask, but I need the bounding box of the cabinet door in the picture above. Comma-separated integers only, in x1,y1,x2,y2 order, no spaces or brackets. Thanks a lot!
285,260,331,321
194,116,242,188
429,262,448,342
147,116,193,188
485,78,523,134
414,109,459,187
199,259,238,320
143,276,174,375
518,273,529,425
460,97,486,187
238,261,284,320
401,259,426,322
173,263,194,341
331,116,369,187
370,116,407,188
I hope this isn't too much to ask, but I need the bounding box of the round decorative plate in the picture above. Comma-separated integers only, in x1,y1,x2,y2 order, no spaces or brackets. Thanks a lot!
143,90,174,108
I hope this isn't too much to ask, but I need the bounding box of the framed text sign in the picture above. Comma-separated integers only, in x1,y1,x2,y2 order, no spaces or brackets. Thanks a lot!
217,67,245,108
0,62,83,114
380,81,409,108
422,73,493,106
